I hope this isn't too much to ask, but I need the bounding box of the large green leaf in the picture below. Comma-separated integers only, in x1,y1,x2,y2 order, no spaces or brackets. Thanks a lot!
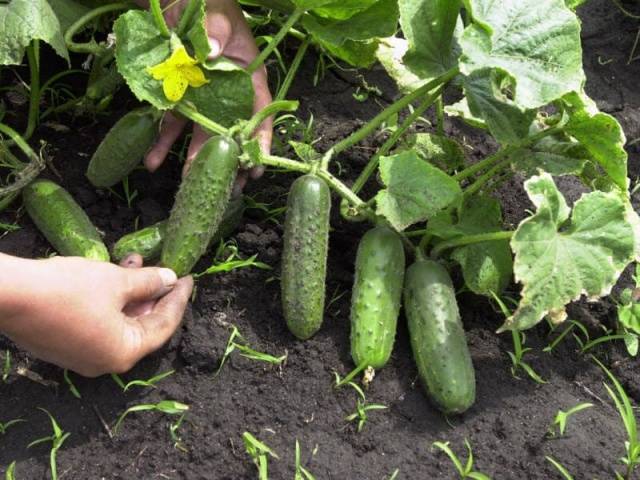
399,0,461,81
47,0,91,33
428,196,512,295
463,68,536,145
376,37,426,93
501,173,636,331
313,0,379,20
460,0,584,109
317,38,379,68
375,151,461,231
395,132,465,173
114,10,254,127
513,132,590,177
186,0,210,63
0,0,69,65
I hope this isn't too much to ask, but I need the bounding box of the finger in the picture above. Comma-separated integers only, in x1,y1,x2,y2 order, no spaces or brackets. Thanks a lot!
249,67,272,182
206,11,233,60
122,267,178,303
119,253,143,269
145,112,188,172
183,126,211,178
232,170,249,197
132,276,194,357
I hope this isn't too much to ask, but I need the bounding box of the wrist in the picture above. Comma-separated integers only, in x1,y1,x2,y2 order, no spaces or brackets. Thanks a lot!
0,253,42,324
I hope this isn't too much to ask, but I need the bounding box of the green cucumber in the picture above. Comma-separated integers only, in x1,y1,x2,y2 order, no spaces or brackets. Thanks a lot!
23,179,109,261
350,226,405,369
112,195,246,262
161,136,239,276
86,107,160,188
281,174,331,340
404,259,476,414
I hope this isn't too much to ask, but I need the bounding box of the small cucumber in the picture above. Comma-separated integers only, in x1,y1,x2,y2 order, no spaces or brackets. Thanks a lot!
86,107,159,188
112,195,246,262
404,259,476,414
161,136,240,276
23,179,109,261
350,226,405,369
281,174,331,340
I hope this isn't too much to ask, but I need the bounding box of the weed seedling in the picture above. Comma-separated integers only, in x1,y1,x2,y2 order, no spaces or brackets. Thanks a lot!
294,440,316,480
432,439,491,480
28,408,70,480
388,469,400,480
63,369,81,399
0,417,24,434
217,325,286,375
194,241,271,278
111,369,175,392
545,456,575,480
243,432,279,480
593,356,640,479
113,400,189,435
344,382,388,432
5,461,16,480
546,403,593,437
2,350,10,382
169,412,188,452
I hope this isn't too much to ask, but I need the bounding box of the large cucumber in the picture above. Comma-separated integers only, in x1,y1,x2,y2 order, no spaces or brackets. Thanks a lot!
23,179,109,261
404,259,476,414
86,107,160,188
350,226,405,369
112,195,246,262
281,174,330,340
161,136,239,276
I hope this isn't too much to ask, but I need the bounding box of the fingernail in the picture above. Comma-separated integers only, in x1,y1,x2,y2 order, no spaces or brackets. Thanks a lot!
207,37,221,59
159,268,178,287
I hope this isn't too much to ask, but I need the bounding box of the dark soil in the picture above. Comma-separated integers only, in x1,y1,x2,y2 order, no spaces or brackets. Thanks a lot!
2,1,640,478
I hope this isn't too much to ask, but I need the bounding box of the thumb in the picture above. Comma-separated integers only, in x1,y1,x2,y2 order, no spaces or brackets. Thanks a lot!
122,267,178,303
206,12,233,60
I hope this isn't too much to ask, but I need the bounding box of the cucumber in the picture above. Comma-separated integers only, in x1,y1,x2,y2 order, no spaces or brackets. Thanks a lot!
112,195,246,262
86,107,159,188
281,174,331,340
350,226,405,369
404,259,475,414
161,136,239,276
23,179,109,261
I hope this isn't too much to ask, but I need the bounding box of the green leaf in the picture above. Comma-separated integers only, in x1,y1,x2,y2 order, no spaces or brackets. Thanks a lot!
0,0,69,65
395,132,465,172
47,0,91,33
565,0,588,9
312,0,378,20
513,131,590,178
186,0,210,63
428,196,512,295
399,0,461,81
444,97,487,130
501,173,636,331
318,38,379,68
114,11,254,127
375,151,461,231
463,68,537,145
460,0,584,109
618,302,640,335
376,37,427,94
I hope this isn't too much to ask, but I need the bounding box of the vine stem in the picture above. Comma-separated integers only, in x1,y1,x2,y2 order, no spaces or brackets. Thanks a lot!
176,0,200,36
351,86,444,195
0,123,46,197
331,67,460,156
275,36,310,101
431,231,514,258
174,103,229,136
247,7,305,74
65,2,136,54
463,156,512,198
24,41,40,142
150,0,171,38
240,100,298,139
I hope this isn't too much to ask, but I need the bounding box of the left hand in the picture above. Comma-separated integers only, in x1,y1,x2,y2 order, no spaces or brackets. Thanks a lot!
136,0,273,194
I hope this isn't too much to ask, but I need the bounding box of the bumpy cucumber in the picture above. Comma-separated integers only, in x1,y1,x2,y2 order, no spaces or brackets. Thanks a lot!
161,136,239,276
404,259,476,414
23,179,109,261
281,174,331,340
350,226,405,369
112,195,246,262
86,107,159,188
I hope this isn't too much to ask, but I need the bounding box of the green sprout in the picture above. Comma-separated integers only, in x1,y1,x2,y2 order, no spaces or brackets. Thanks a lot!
27,408,70,480
194,241,271,278
387,469,400,480
593,356,640,479
344,381,388,433
169,412,188,453
110,369,175,392
113,400,189,435
0,417,25,435
63,369,81,399
2,350,10,382
545,456,575,480
217,325,286,375
294,440,316,480
546,403,593,438
5,461,16,480
432,439,491,480
243,432,279,480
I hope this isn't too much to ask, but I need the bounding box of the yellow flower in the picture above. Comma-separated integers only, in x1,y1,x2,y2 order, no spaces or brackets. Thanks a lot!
147,46,209,102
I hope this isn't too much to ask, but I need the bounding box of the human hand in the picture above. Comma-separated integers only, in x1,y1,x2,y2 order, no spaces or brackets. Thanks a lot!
137,0,273,194
0,254,193,377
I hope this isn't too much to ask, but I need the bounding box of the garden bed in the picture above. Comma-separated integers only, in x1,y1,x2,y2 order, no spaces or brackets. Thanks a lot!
1,0,640,478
